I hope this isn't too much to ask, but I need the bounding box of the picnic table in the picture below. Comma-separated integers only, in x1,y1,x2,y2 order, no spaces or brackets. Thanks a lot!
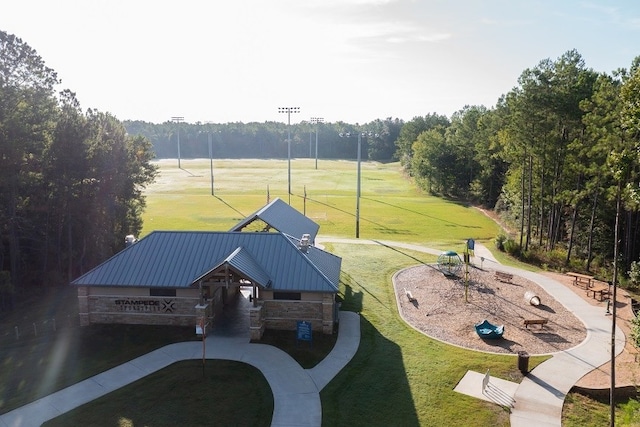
586,283,610,301
566,272,595,289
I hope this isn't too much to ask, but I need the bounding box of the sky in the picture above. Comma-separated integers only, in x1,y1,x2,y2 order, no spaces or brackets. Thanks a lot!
2,0,639,125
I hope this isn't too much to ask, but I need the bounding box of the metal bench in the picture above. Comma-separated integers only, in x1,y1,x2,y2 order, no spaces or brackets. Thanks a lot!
494,271,513,283
523,319,548,329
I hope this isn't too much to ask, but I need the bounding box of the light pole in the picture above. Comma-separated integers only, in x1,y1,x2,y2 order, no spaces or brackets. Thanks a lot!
339,132,363,238
278,107,300,204
311,117,324,170
171,116,184,168
339,131,378,238
208,132,214,195
204,122,216,196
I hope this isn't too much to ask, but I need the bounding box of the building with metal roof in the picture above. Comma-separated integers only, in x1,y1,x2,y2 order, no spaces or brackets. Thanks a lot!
230,197,320,243
72,204,341,339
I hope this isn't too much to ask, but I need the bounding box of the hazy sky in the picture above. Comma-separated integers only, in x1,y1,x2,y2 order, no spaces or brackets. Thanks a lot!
2,0,639,125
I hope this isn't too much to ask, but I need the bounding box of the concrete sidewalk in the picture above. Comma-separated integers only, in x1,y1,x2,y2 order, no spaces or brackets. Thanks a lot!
463,243,624,426
505,267,625,427
320,238,625,426
0,311,361,427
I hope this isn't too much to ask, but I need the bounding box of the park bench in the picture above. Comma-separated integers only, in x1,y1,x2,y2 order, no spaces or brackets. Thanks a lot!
523,319,548,329
495,271,514,283
566,272,594,289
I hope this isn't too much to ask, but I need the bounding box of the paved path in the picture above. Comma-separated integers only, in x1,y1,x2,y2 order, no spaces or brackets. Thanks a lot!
0,238,625,427
322,238,625,426
471,243,624,426
0,311,360,427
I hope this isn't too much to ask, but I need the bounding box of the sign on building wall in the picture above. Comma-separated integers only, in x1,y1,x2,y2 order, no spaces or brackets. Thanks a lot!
296,320,312,343
114,298,176,313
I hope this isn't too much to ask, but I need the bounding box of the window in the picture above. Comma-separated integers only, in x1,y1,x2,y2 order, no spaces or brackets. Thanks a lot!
150,288,176,297
273,292,301,301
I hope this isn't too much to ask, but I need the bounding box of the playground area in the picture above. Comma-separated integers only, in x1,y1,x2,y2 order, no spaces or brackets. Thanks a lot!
394,264,587,355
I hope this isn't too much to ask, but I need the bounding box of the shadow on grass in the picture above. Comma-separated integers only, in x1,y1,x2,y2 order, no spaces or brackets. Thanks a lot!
340,275,386,312
321,316,420,426
215,195,246,217
43,360,273,427
362,196,481,229
299,194,402,234
0,323,196,414
372,240,431,265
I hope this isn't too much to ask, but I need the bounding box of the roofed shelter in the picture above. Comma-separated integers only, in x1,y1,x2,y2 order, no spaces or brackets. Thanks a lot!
71,201,340,339
231,197,320,243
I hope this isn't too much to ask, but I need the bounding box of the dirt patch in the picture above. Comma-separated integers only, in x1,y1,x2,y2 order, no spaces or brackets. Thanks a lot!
394,265,640,388
539,271,640,389
394,265,586,355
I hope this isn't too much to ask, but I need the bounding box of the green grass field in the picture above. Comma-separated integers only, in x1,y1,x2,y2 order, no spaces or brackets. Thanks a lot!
2,158,546,426
142,159,500,250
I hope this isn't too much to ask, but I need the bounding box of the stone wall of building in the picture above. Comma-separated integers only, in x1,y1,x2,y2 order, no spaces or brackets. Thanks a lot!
77,285,336,334
78,286,201,327
262,292,335,334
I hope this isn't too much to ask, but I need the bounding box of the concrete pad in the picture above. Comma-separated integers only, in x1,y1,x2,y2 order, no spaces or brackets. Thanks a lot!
272,392,322,427
0,399,61,427
454,370,518,407
158,341,201,360
307,355,349,391
45,379,109,413
128,347,178,374
240,344,298,372
91,361,147,389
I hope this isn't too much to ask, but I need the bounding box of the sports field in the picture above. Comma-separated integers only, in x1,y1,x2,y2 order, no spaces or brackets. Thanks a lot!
6,158,522,426
142,158,500,249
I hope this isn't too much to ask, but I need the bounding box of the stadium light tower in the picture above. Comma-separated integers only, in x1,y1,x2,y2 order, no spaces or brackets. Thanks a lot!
278,107,300,204
339,131,377,238
171,116,184,168
310,117,324,170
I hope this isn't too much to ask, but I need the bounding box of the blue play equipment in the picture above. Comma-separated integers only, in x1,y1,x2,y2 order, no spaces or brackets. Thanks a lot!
474,319,504,339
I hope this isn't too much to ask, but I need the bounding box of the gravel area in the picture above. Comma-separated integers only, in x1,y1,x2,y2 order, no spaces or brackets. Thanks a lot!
394,264,587,355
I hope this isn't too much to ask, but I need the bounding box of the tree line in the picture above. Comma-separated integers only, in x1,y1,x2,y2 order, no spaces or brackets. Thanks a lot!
3,25,640,310
398,50,640,279
0,31,157,308
124,118,402,162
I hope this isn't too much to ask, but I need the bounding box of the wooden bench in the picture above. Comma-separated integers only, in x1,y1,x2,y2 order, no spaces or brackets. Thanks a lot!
523,319,548,329
495,271,514,283
587,285,610,301
566,272,594,289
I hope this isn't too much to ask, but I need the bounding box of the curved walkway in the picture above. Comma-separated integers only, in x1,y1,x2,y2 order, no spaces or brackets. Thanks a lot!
0,238,626,427
321,238,625,426
0,311,361,427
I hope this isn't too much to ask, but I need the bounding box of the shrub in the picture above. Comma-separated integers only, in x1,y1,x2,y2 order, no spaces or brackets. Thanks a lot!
503,238,520,256
630,314,640,351
628,262,640,292
495,233,507,251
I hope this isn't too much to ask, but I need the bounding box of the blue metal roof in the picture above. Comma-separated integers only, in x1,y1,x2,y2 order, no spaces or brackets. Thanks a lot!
208,246,272,288
230,197,320,243
71,231,340,293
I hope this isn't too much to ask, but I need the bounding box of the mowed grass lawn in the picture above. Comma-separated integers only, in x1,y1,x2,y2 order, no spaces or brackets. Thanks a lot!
141,159,529,425
2,159,542,426
142,159,499,249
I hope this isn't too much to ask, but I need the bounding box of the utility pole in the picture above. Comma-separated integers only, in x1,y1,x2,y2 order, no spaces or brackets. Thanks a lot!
171,116,184,168
278,107,300,204
310,117,324,170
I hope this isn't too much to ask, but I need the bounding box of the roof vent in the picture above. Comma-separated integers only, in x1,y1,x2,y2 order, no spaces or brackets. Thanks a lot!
299,234,310,253
125,235,137,247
